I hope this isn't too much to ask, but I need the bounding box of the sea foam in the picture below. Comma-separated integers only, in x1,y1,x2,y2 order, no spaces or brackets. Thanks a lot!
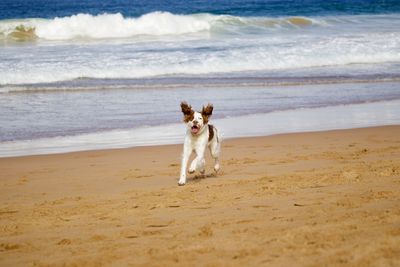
0,12,399,85
0,12,217,41
35,12,213,40
0,12,319,41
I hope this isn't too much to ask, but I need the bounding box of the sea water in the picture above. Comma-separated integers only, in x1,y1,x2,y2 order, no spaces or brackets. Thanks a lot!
1,0,400,156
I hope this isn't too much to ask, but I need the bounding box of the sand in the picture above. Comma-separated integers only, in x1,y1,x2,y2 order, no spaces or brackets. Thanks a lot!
0,125,399,266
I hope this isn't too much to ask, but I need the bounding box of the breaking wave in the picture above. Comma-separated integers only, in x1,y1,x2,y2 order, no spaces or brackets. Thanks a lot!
0,11,317,41
0,12,399,85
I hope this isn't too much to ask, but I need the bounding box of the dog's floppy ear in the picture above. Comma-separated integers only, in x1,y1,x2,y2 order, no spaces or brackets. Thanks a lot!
202,103,213,123
181,101,193,115
181,101,194,122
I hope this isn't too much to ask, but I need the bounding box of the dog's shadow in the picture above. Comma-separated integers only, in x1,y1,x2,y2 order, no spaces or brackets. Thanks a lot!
189,172,218,183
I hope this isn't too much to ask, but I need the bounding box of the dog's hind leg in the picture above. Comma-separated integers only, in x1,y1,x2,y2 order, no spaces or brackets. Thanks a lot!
197,157,206,175
188,157,197,174
213,158,220,173
210,138,220,173
194,147,206,175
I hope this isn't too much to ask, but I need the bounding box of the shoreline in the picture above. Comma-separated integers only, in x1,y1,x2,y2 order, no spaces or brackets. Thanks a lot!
1,99,400,158
0,124,398,160
1,125,400,266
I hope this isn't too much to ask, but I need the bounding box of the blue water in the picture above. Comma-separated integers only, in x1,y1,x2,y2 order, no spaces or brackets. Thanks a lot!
0,0,400,156
1,0,400,19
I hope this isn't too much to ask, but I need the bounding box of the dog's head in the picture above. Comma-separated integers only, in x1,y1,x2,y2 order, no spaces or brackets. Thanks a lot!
180,102,213,135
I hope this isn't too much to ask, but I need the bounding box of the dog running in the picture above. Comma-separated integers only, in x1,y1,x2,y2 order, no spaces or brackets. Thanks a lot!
178,102,221,186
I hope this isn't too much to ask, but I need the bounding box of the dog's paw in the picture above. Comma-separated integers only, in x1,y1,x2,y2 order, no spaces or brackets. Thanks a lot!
178,180,186,186
188,168,195,174
214,163,220,173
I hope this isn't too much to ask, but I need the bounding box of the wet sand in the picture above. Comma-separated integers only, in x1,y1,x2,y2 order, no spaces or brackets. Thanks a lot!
1,125,399,266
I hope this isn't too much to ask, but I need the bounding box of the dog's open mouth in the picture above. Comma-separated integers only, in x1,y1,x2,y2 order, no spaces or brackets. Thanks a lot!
191,125,199,134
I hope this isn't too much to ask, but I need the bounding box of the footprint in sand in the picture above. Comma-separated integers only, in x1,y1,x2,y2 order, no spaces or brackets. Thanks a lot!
225,158,240,165
242,158,258,164
57,239,72,245
120,230,140,239
90,235,107,241
0,210,18,217
252,204,272,209
168,163,179,167
17,176,29,185
341,170,361,182
0,243,21,251
198,225,213,237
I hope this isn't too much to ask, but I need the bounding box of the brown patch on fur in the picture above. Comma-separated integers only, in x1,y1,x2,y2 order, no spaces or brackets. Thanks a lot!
181,102,194,123
202,104,213,124
208,124,214,142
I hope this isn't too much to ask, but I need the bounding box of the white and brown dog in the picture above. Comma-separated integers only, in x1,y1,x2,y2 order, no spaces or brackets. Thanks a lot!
178,102,220,186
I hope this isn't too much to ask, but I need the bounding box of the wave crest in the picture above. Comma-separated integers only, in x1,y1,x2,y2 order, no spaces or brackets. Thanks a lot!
0,12,318,41
36,12,213,40
0,12,214,41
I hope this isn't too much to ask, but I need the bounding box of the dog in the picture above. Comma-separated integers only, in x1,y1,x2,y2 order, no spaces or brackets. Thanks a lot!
178,102,221,186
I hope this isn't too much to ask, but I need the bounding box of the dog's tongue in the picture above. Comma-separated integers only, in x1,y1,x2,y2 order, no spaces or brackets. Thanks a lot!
191,126,199,134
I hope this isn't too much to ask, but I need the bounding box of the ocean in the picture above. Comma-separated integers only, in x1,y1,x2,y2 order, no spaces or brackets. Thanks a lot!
1,0,400,156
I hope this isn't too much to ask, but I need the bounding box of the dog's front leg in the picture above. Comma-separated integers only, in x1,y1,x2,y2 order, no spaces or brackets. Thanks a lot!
188,155,197,174
194,147,206,175
178,144,192,186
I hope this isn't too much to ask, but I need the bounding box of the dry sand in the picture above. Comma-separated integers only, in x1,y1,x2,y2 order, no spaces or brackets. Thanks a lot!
0,125,399,266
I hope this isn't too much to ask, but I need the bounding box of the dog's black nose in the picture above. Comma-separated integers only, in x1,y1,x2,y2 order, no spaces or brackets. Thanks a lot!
193,120,198,125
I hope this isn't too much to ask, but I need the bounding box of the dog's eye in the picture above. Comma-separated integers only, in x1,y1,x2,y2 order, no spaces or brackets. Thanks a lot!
199,117,203,120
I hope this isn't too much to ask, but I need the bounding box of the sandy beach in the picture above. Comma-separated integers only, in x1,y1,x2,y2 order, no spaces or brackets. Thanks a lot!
1,125,399,266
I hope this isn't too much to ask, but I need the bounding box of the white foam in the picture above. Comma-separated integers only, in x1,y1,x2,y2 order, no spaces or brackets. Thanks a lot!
0,12,316,40
1,31,399,85
33,12,214,40
1,13,399,85
1,100,399,157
